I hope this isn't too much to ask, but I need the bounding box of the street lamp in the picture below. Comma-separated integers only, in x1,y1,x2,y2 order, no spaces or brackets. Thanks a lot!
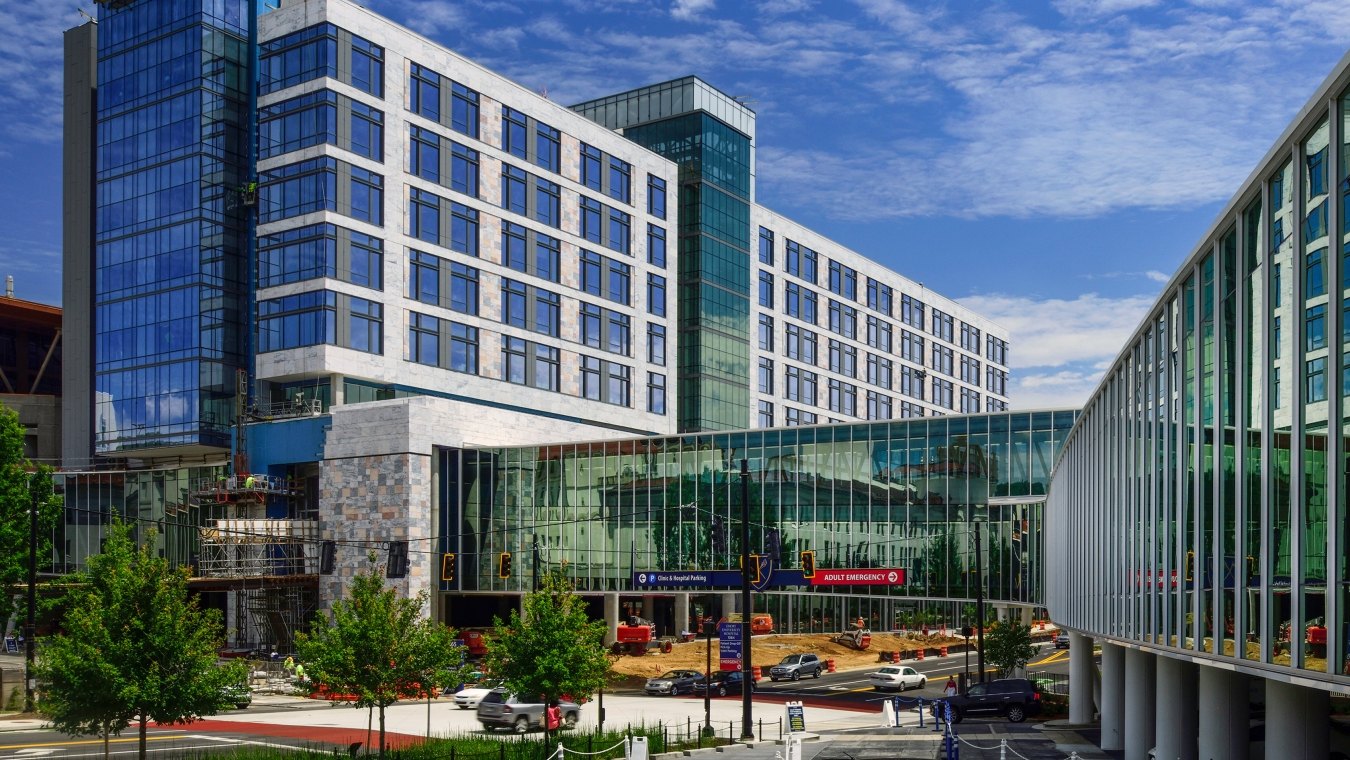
972,512,987,684
25,472,41,713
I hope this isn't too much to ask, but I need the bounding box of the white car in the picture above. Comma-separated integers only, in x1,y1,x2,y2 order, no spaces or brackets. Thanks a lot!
868,665,926,692
453,683,499,709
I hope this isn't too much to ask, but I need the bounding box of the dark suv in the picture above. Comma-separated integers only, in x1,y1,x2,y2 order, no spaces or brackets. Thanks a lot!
945,678,1043,723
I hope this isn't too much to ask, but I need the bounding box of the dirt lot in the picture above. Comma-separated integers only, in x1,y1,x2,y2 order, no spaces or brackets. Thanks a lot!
609,631,972,679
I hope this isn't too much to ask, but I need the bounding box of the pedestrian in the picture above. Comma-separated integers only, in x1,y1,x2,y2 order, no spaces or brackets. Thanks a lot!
545,702,562,731
944,676,958,697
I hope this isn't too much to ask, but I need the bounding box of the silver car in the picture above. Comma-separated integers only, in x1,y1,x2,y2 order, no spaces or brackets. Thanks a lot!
476,689,580,733
645,669,703,696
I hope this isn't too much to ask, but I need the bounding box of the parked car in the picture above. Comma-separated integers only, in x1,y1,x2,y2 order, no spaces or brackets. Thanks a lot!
453,680,501,709
945,678,1043,723
693,670,756,697
769,653,823,681
476,689,580,732
645,669,704,696
868,665,926,692
1054,633,1070,649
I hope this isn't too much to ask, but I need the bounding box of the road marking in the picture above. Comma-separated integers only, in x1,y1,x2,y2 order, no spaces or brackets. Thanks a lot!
0,734,190,751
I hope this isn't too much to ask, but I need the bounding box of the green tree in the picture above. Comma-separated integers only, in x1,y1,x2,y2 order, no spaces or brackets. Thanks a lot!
296,555,470,760
982,621,1036,677
0,404,60,625
34,521,241,760
482,568,610,739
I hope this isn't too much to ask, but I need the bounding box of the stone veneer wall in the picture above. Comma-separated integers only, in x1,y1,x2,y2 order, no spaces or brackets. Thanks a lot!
319,451,434,616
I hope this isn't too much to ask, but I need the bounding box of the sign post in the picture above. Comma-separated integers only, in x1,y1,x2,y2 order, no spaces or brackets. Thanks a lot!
718,621,742,671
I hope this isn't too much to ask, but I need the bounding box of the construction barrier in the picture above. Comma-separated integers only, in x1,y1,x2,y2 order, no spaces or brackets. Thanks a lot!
751,665,761,679
891,651,900,664
826,658,837,673
939,646,948,657
661,640,673,654
916,648,925,661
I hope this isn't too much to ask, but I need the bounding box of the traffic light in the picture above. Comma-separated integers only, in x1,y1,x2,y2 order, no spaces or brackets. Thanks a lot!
441,552,456,583
800,550,816,579
319,540,336,574
386,541,409,579
498,551,513,579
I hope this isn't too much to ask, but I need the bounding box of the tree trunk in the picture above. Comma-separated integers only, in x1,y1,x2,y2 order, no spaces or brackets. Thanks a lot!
378,705,386,760
139,716,147,760
103,724,109,760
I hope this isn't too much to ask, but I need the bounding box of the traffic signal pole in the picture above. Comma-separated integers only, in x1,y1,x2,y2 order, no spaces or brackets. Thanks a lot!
738,459,753,741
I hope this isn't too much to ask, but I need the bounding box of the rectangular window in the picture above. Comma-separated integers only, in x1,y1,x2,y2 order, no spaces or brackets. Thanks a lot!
786,324,818,365
608,207,631,254
901,294,925,330
933,378,953,409
536,178,560,227
647,224,666,267
452,82,479,138
347,297,383,354
759,271,775,308
581,144,603,190
1306,303,1327,351
828,300,857,339
901,329,924,364
985,398,1007,413
502,106,528,159
409,63,440,121
758,357,774,394
609,156,631,204
408,311,439,367
648,323,667,366
867,353,892,390
759,314,774,351
828,339,857,378
261,24,383,98
502,337,559,391
648,372,666,414
828,379,857,416
931,345,953,376
960,323,981,353
960,387,981,413
785,240,818,283
647,273,666,316
1307,357,1327,402
648,175,667,218
759,227,774,265
450,322,478,374
536,122,560,173
867,279,893,316
901,366,926,400
451,142,479,197
931,309,954,342
960,355,981,386
866,390,891,420
757,400,774,428
259,222,382,290
784,407,818,426
581,197,602,243
828,261,857,300
1306,247,1326,298
409,125,440,183
986,367,1008,396
502,164,527,215
866,316,892,352
986,335,1009,365
259,156,383,225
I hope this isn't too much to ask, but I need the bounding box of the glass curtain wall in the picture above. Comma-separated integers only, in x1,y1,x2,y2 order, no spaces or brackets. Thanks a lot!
1049,81,1350,682
440,411,1075,627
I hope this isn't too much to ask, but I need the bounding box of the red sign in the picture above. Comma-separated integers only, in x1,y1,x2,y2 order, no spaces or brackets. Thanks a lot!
809,569,906,586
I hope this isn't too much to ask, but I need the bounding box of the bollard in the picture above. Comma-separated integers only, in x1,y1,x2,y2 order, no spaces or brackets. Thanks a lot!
827,658,837,673
999,738,1007,759
752,665,761,680
891,651,900,664
917,698,925,728
758,718,763,742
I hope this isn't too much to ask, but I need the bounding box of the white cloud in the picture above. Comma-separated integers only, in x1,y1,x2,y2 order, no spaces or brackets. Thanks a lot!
958,291,1157,409
0,1,80,143
1053,0,1161,19
671,0,715,21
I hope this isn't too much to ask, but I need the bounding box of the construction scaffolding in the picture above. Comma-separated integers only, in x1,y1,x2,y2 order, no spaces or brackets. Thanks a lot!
235,585,318,655
197,518,319,578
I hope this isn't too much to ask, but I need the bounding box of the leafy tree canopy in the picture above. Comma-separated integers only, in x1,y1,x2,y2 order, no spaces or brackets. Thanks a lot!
297,554,471,759
0,403,60,620
483,569,611,713
35,520,241,760
982,621,1036,677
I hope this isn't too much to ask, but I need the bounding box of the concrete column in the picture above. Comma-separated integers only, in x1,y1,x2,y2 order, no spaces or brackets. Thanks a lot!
1266,679,1330,760
1197,665,1248,760
603,592,619,646
1069,631,1095,725
675,593,691,635
1125,647,1156,760
1154,656,1198,760
1101,642,1126,751
995,604,1009,622
721,592,738,616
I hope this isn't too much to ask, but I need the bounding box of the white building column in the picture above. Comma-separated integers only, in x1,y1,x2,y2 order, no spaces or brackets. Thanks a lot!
675,593,691,635
1197,665,1248,760
1125,647,1156,760
1101,642,1125,751
721,592,738,616
1069,631,1095,724
1154,656,1198,760
603,592,619,646
1266,679,1330,760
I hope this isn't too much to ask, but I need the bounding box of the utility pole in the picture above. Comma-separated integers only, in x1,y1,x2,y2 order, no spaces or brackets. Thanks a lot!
25,472,40,713
738,459,753,741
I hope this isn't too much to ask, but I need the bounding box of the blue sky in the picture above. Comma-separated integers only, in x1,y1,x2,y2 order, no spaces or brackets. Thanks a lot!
2,0,1350,409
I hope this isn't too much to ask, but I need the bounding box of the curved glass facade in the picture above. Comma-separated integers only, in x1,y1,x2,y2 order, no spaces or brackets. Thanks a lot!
440,410,1075,629
1048,68,1350,687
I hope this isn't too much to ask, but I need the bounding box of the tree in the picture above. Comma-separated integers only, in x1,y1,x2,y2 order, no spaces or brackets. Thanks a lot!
982,621,1036,678
0,404,60,623
34,521,241,760
482,568,610,739
296,555,470,760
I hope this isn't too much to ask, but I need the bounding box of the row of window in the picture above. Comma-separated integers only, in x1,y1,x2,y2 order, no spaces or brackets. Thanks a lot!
758,227,1009,366
754,394,1003,429
759,356,991,414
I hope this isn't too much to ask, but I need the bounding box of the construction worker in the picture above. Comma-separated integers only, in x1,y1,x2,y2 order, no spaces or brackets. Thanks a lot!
294,662,306,683
284,656,295,674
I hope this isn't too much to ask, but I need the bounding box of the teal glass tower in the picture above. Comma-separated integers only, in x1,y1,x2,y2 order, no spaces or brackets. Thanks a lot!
574,78,754,432
90,0,253,454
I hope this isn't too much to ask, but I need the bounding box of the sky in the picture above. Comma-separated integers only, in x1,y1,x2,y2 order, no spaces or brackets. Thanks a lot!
2,0,1350,410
